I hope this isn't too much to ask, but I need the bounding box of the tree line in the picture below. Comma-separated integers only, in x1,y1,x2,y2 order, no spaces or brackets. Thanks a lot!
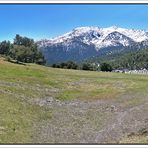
0,35,45,65
51,61,112,72
50,49,148,71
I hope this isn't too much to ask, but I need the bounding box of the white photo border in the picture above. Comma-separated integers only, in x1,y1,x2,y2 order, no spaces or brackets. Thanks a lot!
0,1,148,147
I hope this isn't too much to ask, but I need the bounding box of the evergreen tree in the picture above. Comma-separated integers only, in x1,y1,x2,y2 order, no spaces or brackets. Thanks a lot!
100,63,112,72
0,41,11,55
9,35,46,64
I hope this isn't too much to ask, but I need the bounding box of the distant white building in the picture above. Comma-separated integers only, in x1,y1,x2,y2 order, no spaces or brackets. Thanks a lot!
124,69,148,75
113,68,148,75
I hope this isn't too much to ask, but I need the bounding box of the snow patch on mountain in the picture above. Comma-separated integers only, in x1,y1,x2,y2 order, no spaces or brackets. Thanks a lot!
38,26,148,51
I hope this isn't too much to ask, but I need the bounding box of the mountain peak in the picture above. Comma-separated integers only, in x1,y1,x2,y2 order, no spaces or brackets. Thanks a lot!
73,26,100,32
108,26,119,30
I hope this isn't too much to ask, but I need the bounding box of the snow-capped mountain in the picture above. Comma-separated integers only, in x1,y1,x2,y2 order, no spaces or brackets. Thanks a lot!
37,26,148,64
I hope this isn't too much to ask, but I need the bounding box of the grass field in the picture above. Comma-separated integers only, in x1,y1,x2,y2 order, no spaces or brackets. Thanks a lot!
0,58,148,143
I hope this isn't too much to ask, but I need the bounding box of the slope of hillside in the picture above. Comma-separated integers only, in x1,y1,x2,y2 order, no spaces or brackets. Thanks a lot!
0,58,148,143
87,49,148,70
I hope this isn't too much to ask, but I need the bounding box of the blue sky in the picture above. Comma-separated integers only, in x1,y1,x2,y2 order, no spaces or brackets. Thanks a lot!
0,4,148,41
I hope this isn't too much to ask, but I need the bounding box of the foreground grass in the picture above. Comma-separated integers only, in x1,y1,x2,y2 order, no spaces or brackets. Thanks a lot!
0,58,148,143
0,94,52,143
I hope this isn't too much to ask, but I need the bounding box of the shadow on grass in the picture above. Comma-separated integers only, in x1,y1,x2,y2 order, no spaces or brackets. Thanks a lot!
8,60,26,66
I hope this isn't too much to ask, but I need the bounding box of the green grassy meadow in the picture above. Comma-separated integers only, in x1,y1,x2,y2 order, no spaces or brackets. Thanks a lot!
0,58,148,143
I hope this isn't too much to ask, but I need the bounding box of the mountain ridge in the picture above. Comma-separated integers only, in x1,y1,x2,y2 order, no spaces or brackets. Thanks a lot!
37,26,148,64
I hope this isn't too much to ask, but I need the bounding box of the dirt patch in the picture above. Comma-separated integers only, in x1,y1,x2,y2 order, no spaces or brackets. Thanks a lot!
94,102,148,143
31,97,119,143
31,93,148,144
